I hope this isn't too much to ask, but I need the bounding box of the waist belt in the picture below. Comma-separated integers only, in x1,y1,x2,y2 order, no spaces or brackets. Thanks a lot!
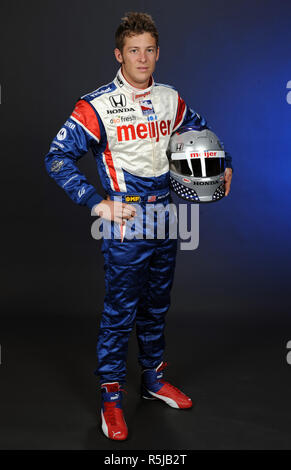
108,190,171,204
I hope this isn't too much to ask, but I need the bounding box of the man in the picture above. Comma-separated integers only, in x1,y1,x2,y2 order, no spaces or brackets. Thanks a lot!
45,12,233,441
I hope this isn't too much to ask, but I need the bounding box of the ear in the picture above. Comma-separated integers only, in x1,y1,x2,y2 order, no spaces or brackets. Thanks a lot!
114,48,123,64
156,46,160,62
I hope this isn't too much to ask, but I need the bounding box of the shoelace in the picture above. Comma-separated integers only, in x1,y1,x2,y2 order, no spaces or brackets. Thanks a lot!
157,362,188,398
105,402,118,425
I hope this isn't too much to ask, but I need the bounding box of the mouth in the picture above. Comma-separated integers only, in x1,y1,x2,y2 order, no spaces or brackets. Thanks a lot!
137,67,149,71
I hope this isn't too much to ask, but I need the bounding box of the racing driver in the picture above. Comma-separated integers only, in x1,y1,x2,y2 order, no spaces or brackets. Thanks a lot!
45,12,233,441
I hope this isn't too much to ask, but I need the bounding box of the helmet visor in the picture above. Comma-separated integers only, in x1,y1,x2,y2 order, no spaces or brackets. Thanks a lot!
170,153,225,178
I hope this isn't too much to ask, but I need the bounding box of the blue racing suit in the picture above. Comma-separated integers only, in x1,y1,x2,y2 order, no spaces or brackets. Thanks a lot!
45,68,233,384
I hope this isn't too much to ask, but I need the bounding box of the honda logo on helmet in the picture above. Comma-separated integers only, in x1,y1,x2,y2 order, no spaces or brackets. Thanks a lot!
109,94,126,107
176,143,184,151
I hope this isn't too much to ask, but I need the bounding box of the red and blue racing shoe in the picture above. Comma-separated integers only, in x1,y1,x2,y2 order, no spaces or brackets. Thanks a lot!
141,361,193,409
100,382,128,440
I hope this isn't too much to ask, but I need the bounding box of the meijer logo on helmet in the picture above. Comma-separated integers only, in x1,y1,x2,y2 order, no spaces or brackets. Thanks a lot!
190,151,217,158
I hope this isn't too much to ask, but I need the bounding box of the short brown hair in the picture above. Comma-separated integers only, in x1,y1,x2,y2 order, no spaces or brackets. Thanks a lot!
115,12,159,52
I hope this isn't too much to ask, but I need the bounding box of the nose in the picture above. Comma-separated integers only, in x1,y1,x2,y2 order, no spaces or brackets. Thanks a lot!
138,51,146,62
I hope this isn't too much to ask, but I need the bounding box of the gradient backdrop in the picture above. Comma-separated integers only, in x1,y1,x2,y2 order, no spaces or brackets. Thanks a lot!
1,0,291,450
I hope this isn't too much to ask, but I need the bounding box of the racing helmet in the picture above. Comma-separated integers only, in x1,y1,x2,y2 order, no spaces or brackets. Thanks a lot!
168,126,225,203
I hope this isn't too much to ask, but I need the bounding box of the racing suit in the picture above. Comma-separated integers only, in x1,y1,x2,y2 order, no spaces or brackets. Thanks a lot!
45,68,233,384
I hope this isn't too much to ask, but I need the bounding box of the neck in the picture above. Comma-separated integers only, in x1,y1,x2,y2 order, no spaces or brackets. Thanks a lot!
121,66,151,90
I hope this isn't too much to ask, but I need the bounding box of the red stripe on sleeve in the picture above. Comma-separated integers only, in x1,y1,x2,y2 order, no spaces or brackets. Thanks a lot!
71,100,101,140
173,94,186,130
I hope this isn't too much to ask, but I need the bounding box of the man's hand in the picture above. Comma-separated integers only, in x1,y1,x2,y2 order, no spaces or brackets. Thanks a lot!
224,168,233,196
92,199,136,224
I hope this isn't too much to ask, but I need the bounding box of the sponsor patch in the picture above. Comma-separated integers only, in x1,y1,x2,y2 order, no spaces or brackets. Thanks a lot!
78,187,86,198
147,114,158,122
109,94,126,108
116,74,124,87
51,160,64,173
64,120,75,130
125,195,141,203
89,85,115,98
116,120,171,143
53,140,64,149
157,191,169,199
147,192,170,202
57,128,67,141
135,90,151,100
110,115,137,125
107,107,135,115
140,99,155,116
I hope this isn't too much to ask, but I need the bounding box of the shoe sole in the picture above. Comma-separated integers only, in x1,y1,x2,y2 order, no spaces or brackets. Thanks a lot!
141,389,193,409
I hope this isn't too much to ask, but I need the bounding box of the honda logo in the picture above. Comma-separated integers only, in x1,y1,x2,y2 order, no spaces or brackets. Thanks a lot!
176,143,184,151
109,94,126,107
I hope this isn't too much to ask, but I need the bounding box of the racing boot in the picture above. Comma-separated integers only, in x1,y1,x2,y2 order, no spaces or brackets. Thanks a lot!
141,361,193,409
100,382,128,440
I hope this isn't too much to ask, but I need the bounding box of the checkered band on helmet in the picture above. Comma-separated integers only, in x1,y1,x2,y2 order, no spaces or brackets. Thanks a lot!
212,184,225,201
170,177,199,202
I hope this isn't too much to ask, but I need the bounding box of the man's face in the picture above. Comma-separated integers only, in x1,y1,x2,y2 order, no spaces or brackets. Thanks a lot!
114,32,159,89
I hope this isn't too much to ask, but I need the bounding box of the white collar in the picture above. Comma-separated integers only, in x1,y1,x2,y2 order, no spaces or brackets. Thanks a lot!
114,67,154,101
